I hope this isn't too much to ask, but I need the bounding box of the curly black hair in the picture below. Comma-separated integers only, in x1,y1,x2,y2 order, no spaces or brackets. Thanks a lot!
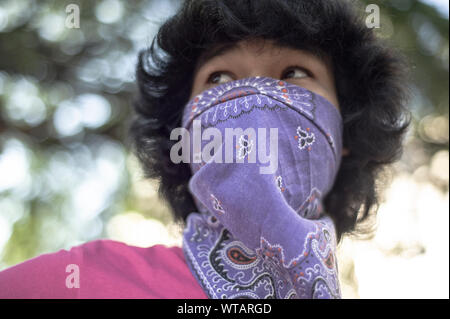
129,0,412,243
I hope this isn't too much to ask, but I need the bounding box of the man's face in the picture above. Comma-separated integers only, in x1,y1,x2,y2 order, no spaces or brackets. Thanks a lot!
189,38,340,111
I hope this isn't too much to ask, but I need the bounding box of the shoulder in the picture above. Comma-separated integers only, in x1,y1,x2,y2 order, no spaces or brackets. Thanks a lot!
0,239,206,299
72,239,206,298
0,240,86,298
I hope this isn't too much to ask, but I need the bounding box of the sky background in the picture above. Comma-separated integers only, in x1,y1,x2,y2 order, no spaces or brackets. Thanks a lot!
422,0,449,16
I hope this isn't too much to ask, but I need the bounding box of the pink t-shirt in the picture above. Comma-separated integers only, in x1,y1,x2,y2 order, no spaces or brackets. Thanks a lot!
0,239,208,299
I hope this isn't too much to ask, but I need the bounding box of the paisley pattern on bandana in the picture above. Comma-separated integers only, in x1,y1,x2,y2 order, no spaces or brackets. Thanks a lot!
295,125,316,151
275,176,285,192
237,135,254,159
184,211,341,299
210,193,225,215
181,77,343,299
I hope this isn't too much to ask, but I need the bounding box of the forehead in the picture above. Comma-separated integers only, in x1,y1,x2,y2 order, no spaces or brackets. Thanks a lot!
194,38,329,73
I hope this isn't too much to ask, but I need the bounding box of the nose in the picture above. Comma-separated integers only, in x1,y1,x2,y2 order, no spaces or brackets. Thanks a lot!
241,64,277,82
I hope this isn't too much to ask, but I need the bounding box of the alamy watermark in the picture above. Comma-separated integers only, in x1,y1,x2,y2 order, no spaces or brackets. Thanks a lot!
65,263,80,288
65,4,80,29
366,4,380,29
170,120,279,175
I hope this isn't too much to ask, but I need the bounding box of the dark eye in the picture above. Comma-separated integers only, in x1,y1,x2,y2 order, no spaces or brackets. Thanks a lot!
282,66,310,80
207,71,234,84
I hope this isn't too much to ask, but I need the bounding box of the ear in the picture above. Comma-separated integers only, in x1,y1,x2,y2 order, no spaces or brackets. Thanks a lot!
342,147,350,157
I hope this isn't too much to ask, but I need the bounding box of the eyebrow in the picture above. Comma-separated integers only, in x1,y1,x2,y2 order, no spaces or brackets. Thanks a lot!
193,42,239,75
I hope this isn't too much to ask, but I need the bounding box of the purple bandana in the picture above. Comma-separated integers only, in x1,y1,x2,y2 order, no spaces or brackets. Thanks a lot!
181,76,343,299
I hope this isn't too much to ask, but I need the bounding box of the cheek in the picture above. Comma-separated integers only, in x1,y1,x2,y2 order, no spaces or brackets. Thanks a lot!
318,90,340,111
190,69,209,99
290,80,340,111
320,84,340,111
189,81,203,100
317,87,339,110
189,88,197,100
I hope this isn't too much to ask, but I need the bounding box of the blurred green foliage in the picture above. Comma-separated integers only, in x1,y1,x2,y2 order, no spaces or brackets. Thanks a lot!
0,0,448,269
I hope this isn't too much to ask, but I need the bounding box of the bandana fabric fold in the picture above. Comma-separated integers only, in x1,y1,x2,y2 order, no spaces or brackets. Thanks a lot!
181,76,343,299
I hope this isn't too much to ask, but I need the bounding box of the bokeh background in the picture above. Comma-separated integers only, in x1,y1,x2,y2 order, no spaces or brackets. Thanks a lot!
0,0,448,298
